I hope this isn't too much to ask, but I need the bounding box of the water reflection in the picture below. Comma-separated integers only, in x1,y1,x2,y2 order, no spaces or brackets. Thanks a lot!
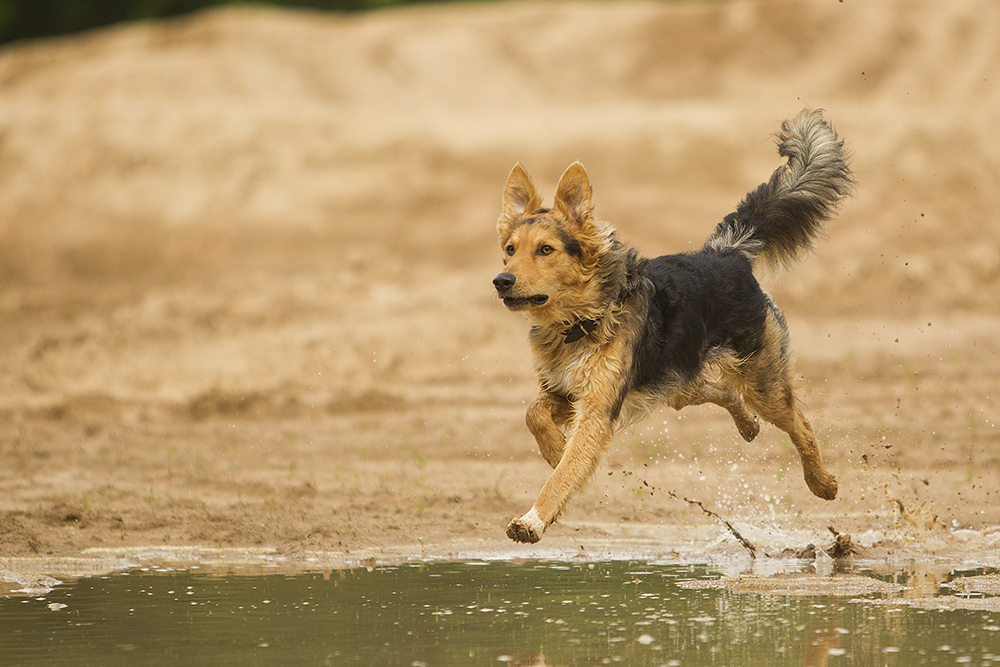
1,560,999,665
802,627,844,667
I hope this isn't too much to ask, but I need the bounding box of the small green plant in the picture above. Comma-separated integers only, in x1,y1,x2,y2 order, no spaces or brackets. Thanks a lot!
633,438,664,458
493,470,508,499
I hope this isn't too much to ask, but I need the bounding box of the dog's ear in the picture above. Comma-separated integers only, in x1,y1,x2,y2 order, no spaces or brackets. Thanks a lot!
554,162,593,226
499,164,541,234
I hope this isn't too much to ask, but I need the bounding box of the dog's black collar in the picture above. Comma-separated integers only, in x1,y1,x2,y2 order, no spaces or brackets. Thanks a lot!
563,318,600,344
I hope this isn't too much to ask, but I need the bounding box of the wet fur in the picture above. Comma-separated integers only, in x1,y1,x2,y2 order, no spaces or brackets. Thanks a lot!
493,110,854,544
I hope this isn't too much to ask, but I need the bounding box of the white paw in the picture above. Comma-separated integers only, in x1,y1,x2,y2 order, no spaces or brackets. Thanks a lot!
506,508,545,543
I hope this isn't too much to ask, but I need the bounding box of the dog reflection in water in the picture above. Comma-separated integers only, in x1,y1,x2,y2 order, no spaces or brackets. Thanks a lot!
502,627,840,665
505,652,552,667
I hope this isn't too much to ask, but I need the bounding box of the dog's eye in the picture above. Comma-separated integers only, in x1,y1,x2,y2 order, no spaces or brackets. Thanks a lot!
538,244,555,256
505,244,516,256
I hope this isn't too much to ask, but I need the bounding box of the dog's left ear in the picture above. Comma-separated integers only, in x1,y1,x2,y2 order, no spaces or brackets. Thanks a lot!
554,162,594,226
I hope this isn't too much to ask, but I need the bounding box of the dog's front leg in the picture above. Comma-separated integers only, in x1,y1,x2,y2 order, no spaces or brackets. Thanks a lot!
507,409,614,543
525,391,574,468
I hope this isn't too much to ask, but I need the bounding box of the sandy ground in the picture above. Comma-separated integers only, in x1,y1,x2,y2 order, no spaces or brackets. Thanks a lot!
0,0,999,568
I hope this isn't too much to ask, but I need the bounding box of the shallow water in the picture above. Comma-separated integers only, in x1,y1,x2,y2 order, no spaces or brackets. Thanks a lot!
3,560,1000,666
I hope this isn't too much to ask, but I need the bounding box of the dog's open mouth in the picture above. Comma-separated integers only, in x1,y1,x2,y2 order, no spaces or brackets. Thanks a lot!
502,294,549,310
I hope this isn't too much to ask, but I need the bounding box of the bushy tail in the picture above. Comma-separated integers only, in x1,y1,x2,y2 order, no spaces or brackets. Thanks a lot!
704,109,854,274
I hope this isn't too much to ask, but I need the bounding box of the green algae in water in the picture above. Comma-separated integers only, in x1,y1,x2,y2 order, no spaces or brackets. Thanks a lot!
2,560,1000,665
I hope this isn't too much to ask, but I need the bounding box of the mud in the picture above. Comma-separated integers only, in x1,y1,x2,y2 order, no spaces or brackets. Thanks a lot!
678,573,907,597
0,0,998,568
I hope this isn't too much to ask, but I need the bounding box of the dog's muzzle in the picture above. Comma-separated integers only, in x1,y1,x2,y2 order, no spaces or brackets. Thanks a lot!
493,272,548,308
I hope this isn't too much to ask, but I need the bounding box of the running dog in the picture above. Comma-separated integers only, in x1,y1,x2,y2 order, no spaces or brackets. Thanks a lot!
492,110,853,544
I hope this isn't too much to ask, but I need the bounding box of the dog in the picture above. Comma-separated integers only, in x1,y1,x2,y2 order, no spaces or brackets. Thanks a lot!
492,110,853,544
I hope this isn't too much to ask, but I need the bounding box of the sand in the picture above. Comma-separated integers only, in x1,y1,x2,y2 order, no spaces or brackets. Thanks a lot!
0,0,998,566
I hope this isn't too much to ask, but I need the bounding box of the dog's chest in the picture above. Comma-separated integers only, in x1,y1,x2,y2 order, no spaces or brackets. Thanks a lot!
533,343,601,397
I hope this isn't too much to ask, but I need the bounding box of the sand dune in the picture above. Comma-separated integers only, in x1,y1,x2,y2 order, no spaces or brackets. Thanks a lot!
1,0,997,308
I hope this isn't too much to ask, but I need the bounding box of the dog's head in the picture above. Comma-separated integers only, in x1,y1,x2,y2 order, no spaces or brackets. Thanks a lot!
493,162,615,327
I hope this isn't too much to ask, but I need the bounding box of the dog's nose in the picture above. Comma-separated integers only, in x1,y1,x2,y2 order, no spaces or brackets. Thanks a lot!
493,272,516,292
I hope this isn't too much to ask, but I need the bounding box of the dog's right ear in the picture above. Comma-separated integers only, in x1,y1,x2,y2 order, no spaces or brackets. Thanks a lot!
498,163,541,238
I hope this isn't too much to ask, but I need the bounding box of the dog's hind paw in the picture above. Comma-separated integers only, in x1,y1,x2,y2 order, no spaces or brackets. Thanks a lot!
806,470,838,501
506,509,545,543
737,415,760,442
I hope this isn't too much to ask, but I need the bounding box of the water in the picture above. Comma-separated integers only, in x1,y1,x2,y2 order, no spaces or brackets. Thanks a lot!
3,559,1000,666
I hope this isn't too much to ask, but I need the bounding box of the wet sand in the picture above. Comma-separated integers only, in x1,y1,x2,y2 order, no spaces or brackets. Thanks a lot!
0,0,999,569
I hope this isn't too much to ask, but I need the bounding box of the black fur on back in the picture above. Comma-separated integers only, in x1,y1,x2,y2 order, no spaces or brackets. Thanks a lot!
611,250,768,420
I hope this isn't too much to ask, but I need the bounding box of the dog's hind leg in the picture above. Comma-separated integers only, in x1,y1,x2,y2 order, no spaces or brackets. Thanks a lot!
525,391,574,468
672,382,760,442
741,310,838,500
751,385,838,500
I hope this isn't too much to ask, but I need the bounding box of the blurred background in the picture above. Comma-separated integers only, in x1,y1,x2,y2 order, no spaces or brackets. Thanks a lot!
0,0,997,557
0,0,436,44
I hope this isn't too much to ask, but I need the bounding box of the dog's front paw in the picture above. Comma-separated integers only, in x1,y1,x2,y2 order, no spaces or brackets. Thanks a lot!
506,509,545,543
